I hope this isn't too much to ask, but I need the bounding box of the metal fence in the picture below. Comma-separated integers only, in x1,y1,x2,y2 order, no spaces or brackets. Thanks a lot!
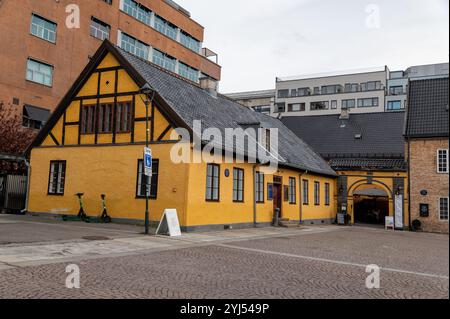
0,174,27,213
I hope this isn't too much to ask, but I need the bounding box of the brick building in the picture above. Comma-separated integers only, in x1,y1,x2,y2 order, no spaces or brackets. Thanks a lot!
0,0,220,129
405,77,449,233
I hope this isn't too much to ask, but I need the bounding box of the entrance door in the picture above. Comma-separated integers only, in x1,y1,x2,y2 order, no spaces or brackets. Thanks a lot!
273,184,282,218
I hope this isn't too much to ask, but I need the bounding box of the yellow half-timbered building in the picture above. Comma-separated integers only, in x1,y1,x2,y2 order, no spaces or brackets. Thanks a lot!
27,40,337,231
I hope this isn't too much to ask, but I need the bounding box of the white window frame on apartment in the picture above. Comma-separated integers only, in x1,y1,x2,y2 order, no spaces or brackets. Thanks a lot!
437,149,449,174
90,17,110,41
120,32,150,60
439,197,449,221
30,13,57,43
26,58,53,87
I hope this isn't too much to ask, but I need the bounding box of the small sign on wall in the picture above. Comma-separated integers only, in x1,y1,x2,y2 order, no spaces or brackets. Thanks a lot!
420,204,429,217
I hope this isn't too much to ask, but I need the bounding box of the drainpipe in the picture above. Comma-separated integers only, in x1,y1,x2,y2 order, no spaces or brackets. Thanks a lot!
253,164,257,228
298,170,308,225
21,159,31,214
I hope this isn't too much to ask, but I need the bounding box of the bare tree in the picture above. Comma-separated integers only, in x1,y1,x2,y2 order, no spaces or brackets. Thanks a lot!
0,101,37,173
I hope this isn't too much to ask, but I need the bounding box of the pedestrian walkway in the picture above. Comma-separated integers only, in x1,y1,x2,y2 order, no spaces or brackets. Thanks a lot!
0,224,341,268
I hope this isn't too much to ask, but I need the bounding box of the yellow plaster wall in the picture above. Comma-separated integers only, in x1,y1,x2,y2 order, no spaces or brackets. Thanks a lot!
28,144,189,225
338,170,409,226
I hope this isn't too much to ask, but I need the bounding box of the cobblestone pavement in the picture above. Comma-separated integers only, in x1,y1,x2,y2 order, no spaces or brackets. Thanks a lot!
0,221,448,299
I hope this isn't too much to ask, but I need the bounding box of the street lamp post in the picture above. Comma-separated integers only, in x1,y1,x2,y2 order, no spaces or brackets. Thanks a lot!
144,98,150,235
140,84,154,235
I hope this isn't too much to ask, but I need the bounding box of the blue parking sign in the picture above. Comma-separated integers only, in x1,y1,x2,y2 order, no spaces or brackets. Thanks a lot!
144,147,152,177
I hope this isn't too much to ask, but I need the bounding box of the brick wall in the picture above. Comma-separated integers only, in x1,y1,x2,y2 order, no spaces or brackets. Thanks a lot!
409,138,449,233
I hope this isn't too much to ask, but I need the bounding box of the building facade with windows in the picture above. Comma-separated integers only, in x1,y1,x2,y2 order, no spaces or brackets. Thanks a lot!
0,0,220,131
225,90,276,115
273,67,390,117
405,77,449,234
282,111,409,229
272,63,449,118
26,41,337,231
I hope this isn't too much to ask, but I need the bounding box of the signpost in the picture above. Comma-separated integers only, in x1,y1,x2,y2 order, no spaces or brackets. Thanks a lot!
144,147,152,177
144,147,152,234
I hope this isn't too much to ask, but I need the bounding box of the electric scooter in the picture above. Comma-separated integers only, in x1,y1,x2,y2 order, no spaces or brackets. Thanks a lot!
84,194,112,224
62,193,88,222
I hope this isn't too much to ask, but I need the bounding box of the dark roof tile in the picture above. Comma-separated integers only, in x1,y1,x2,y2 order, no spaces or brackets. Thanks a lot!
118,47,336,176
405,77,449,137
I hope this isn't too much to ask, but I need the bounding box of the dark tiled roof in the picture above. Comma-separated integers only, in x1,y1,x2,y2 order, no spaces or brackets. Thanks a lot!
405,77,449,138
118,47,336,176
329,158,407,171
281,112,406,160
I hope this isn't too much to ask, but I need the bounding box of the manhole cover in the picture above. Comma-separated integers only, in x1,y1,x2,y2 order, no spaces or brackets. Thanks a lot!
82,236,110,241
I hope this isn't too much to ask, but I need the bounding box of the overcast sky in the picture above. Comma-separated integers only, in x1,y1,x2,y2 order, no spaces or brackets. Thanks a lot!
177,0,449,93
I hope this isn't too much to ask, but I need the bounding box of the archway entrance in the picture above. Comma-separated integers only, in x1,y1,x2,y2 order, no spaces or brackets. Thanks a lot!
353,187,389,225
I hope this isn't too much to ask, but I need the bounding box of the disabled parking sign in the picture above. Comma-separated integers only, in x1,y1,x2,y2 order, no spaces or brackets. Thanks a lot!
144,147,152,177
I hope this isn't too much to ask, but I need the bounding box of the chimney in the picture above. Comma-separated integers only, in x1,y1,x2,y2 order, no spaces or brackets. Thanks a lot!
340,107,350,120
199,76,218,98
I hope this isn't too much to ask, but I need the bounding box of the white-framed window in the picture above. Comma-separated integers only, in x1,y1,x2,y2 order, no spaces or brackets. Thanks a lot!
233,168,244,202
122,0,152,26
314,181,320,205
26,58,53,86
152,49,176,73
288,177,296,204
180,31,201,53
120,32,149,60
178,62,199,82
255,172,265,203
437,149,449,173
154,15,178,41
90,17,110,40
439,197,449,221
30,14,57,43
48,161,66,195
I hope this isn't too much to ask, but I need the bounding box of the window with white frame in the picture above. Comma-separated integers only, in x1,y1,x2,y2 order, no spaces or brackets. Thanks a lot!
180,31,201,53
289,177,296,204
437,149,449,173
325,183,330,206
178,62,199,82
314,181,320,205
255,172,265,203
152,49,176,73
136,159,159,198
206,164,220,201
48,161,66,195
26,59,53,86
439,197,449,221
122,0,152,26
357,98,379,108
154,15,178,40
30,14,57,43
120,32,149,60
90,17,110,40
233,168,244,202
302,180,309,205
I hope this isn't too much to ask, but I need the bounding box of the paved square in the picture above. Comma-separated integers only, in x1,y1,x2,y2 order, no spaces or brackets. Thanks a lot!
0,214,448,299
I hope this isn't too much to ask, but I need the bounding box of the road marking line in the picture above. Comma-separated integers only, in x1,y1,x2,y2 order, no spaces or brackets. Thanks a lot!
218,244,450,280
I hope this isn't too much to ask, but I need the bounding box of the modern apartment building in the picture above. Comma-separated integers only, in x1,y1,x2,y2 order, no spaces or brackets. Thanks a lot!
225,89,275,115
386,63,449,112
273,66,389,117
0,0,221,129
272,63,449,117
